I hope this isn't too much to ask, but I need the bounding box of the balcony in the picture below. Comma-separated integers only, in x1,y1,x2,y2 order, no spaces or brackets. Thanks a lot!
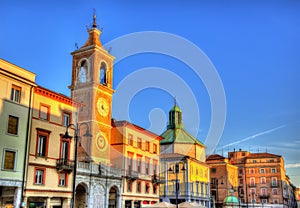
152,174,161,184
259,193,270,198
125,169,139,181
271,183,279,187
56,158,74,173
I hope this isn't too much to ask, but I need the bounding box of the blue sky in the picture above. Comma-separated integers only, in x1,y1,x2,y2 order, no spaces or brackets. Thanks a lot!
1,1,299,186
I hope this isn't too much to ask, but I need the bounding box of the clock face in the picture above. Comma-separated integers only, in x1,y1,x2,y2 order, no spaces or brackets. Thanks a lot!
96,133,108,152
97,97,109,117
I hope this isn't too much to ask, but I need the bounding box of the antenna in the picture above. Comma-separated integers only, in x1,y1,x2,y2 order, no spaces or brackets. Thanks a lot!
75,42,78,49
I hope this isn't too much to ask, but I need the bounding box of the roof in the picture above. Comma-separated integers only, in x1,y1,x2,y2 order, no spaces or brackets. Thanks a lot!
160,153,209,166
160,128,204,146
206,154,226,161
246,152,281,158
112,120,163,140
223,195,239,204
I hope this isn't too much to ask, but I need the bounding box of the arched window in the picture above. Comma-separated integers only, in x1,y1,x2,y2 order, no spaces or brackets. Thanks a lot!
100,62,107,85
78,60,88,83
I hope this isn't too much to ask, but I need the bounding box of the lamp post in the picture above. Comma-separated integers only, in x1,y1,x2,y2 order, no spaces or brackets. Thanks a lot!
168,162,186,208
63,122,92,208
249,192,256,208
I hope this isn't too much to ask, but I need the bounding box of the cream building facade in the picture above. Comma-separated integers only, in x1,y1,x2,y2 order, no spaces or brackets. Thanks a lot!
23,86,77,208
0,58,36,208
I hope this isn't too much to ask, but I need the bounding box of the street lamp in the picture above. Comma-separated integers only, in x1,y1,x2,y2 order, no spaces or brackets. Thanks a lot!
63,122,92,208
168,162,186,208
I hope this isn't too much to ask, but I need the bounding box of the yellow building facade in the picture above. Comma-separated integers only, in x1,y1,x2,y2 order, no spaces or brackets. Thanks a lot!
24,86,77,208
0,58,36,208
111,120,161,208
159,102,210,207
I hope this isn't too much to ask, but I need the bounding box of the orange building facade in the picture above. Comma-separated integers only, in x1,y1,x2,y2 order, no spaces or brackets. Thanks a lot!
206,154,238,208
228,149,293,208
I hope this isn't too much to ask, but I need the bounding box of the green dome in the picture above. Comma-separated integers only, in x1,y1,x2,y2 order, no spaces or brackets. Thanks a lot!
223,196,239,204
170,104,181,112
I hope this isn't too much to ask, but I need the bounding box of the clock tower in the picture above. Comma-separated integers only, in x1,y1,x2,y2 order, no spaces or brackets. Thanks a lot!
69,14,114,164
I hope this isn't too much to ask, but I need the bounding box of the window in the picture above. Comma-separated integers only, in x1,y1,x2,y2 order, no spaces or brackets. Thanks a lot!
128,134,134,146
145,158,150,175
60,140,70,161
239,169,243,175
36,129,50,157
136,181,141,193
250,177,255,186
272,188,278,195
145,141,150,151
261,188,267,196
7,115,19,135
271,168,276,173
127,180,132,192
261,177,266,184
260,168,265,174
145,183,150,194
239,178,244,185
249,168,254,174
153,144,157,154
40,105,49,120
262,199,267,204
137,138,142,149
10,85,21,103
100,62,107,85
271,177,277,186
59,173,67,186
63,112,70,126
79,60,88,83
35,168,45,184
211,168,216,173
253,160,257,163
127,155,133,172
137,157,142,172
273,199,279,204
3,150,16,170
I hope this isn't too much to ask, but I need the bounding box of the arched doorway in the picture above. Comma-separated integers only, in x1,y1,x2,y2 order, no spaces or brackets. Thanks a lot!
75,183,87,208
108,186,117,208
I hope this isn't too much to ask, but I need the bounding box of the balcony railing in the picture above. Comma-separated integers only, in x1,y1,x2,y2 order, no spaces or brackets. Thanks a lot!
271,183,279,187
56,158,74,172
259,193,270,198
248,183,256,187
125,169,139,181
152,174,161,184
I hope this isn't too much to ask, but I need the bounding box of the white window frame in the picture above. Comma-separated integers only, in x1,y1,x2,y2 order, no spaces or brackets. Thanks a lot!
35,169,44,184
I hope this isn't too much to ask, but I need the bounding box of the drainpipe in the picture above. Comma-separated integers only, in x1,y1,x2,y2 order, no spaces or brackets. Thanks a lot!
21,85,34,207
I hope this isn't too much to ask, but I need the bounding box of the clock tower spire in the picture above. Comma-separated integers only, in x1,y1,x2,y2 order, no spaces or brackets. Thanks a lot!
70,13,114,164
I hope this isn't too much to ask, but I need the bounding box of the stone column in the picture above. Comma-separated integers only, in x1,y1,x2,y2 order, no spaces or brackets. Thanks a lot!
14,186,22,208
63,198,72,208
46,197,51,208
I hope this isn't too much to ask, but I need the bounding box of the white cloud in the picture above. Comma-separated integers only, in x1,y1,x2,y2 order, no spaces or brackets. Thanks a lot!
286,163,300,169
